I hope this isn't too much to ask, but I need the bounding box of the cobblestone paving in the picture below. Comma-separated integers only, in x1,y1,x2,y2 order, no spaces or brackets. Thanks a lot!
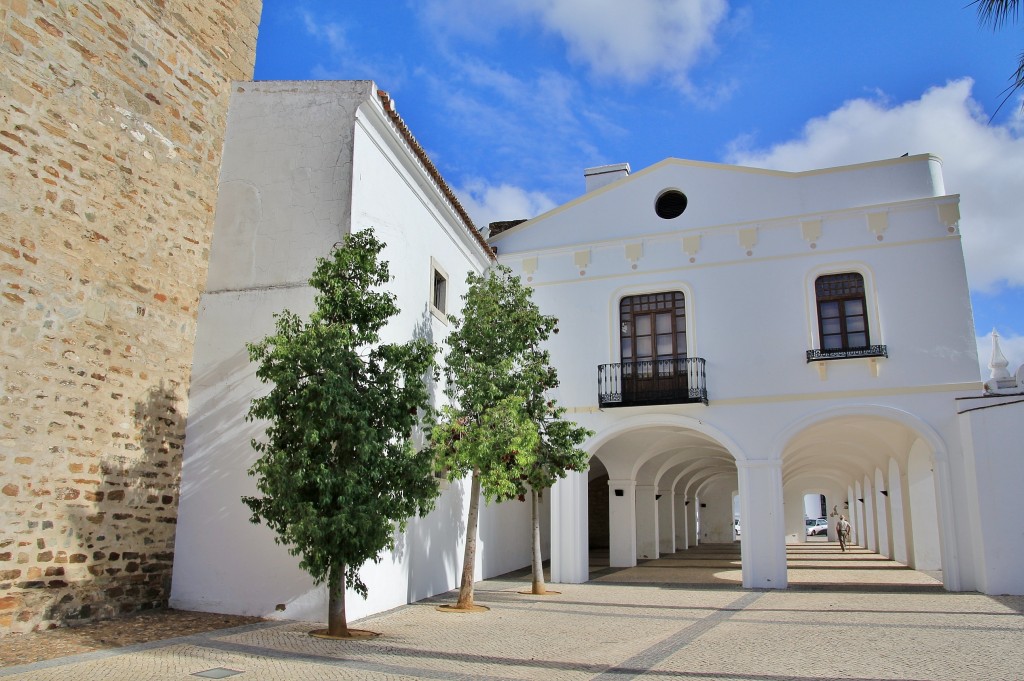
1,549,1021,680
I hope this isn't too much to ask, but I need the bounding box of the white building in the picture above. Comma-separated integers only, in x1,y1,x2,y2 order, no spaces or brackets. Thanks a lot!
172,81,1023,623
489,157,1011,592
170,81,542,623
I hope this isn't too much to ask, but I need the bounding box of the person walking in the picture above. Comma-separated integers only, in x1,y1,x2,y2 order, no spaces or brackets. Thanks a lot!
837,515,851,551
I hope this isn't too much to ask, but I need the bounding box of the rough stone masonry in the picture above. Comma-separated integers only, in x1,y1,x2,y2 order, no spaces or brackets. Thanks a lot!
0,0,261,633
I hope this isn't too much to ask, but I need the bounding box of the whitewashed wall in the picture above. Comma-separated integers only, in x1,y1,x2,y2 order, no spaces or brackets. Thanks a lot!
495,156,987,591
958,398,1024,595
493,158,978,407
171,81,537,624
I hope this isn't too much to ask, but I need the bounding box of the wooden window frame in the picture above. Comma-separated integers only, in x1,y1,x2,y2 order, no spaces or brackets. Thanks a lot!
619,291,687,364
815,272,869,351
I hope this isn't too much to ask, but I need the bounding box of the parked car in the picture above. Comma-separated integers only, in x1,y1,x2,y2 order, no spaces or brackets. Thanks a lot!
805,518,828,536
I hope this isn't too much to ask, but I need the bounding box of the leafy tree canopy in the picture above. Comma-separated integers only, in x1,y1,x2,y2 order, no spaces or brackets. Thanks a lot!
243,228,438,605
426,264,593,605
431,265,558,497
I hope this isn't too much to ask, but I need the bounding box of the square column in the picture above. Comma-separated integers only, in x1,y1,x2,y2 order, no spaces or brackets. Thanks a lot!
736,460,787,589
854,482,865,547
607,479,637,568
658,491,675,554
550,470,588,584
636,485,659,560
686,496,698,546
674,493,688,549
895,470,914,565
863,477,878,552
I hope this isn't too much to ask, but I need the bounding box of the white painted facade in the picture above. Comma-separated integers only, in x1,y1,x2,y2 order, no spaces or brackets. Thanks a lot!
491,155,1019,593
175,81,1023,626
170,82,544,622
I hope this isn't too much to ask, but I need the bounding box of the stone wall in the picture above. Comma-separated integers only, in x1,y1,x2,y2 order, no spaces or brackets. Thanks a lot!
0,0,260,633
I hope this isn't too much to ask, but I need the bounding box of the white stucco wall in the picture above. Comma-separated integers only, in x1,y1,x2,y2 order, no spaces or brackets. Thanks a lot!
697,479,735,544
175,83,1021,608
958,398,1024,595
171,81,535,623
494,204,978,406
205,81,370,293
492,155,984,591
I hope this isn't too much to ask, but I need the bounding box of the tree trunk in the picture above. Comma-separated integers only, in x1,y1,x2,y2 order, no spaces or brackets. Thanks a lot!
327,563,349,637
456,468,482,608
531,488,547,595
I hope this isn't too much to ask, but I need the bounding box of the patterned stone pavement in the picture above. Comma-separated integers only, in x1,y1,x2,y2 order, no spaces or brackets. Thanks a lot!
1,543,1021,680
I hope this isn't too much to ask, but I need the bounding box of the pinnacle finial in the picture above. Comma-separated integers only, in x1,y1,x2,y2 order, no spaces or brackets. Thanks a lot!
989,328,1011,380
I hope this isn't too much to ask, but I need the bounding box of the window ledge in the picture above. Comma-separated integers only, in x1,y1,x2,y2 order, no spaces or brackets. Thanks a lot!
429,303,449,325
806,345,888,363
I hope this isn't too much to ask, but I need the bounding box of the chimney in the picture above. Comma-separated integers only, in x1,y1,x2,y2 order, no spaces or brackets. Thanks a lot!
488,219,527,238
584,162,630,193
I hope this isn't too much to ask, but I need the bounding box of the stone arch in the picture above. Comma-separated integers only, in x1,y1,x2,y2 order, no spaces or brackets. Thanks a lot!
771,404,949,465
582,413,749,465
551,414,748,581
772,403,959,589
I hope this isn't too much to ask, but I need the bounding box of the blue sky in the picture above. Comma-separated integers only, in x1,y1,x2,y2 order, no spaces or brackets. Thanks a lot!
254,1,1024,378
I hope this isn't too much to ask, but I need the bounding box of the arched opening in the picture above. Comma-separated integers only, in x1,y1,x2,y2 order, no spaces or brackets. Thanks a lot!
797,492,832,542
777,409,949,589
557,416,750,585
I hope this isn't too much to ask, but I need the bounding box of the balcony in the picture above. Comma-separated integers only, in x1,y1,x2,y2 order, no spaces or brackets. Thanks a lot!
806,345,888,362
598,357,708,408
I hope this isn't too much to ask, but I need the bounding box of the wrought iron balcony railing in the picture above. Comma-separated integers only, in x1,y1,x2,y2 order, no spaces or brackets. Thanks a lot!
806,345,888,362
597,357,708,408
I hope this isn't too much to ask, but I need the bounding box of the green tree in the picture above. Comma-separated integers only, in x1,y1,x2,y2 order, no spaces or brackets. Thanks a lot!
521,403,592,595
973,0,1024,113
428,265,558,610
243,228,438,638
501,289,593,596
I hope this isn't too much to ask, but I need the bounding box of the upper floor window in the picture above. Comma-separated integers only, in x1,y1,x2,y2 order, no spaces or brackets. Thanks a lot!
620,291,686,363
599,289,706,406
430,258,448,323
815,273,868,350
433,270,447,313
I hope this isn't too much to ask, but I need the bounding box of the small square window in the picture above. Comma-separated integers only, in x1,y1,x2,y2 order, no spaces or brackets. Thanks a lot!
429,258,449,324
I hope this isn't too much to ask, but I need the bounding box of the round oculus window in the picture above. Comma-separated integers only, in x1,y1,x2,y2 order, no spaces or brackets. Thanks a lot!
655,190,688,219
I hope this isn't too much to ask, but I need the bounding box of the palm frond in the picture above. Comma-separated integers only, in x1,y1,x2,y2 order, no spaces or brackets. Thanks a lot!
991,50,1024,117
972,0,1021,29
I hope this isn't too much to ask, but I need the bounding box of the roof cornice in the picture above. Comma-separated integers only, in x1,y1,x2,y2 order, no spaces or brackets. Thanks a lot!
375,90,495,261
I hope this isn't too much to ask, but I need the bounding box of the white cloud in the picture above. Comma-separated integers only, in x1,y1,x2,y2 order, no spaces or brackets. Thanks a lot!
299,11,407,85
531,0,728,86
419,0,729,91
419,59,611,194
976,331,1024,381
456,180,558,229
301,12,348,54
725,79,1024,293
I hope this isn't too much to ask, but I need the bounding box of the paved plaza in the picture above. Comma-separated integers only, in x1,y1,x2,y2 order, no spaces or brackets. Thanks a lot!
2,544,1022,680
